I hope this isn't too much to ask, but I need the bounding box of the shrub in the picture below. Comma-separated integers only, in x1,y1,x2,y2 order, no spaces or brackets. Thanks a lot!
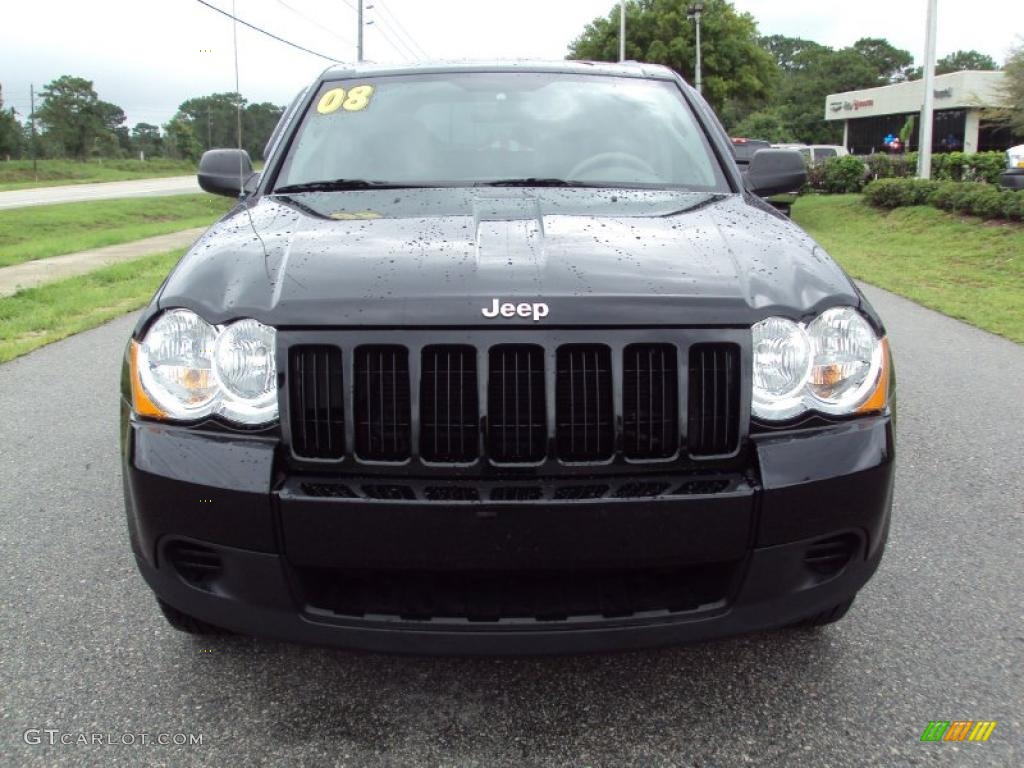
1004,192,1024,221
864,153,916,181
862,178,1024,222
968,188,1007,219
863,178,939,207
928,181,962,211
821,155,868,193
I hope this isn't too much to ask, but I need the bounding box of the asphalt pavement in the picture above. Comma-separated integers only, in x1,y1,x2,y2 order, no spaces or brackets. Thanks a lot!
0,176,200,210
1,283,1021,767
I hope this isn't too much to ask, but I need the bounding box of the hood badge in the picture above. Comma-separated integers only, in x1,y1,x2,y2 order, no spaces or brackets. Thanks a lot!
482,298,549,322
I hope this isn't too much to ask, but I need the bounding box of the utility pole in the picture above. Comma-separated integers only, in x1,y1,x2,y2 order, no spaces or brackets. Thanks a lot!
917,0,938,178
687,4,704,94
29,84,37,178
619,0,626,62
357,0,364,62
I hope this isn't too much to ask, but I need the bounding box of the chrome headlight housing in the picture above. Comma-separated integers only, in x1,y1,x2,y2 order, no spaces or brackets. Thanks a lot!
133,309,277,425
752,307,888,422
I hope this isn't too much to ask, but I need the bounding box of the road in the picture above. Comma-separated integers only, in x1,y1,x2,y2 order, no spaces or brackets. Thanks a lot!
0,176,200,210
1,284,1021,767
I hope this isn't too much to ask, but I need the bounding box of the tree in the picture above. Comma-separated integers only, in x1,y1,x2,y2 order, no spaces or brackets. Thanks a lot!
850,38,915,82
132,123,163,158
731,106,795,143
243,102,284,160
0,86,25,158
996,43,1024,137
35,75,124,159
907,49,999,80
937,49,998,74
96,100,130,156
172,92,244,152
759,35,827,74
168,93,283,160
742,35,917,144
163,115,202,161
567,0,777,115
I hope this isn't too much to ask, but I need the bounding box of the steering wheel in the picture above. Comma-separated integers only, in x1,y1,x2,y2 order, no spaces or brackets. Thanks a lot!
567,151,661,182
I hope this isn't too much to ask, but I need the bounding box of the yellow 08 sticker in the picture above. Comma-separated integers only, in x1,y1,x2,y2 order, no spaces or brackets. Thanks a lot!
317,85,375,115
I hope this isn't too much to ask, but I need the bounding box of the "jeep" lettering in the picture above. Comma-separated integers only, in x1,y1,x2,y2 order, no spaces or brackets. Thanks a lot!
481,298,549,321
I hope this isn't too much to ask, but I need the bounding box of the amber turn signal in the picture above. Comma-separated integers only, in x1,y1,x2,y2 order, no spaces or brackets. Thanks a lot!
856,337,890,414
129,340,168,420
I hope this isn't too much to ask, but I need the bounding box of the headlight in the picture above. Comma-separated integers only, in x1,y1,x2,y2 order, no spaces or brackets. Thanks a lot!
131,310,278,425
213,318,277,424
751,317,812,420
806,307,883,414
752,307,889,422
136,309,218,420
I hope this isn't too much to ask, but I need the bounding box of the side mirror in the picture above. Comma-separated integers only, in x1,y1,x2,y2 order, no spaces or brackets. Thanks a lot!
745,149,807,196
198,149,255,197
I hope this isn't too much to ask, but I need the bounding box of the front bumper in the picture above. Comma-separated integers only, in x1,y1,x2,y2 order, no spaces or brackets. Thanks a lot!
122,409,894,654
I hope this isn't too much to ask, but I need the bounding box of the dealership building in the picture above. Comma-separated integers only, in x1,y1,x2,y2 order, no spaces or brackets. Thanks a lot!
825,70,1014,155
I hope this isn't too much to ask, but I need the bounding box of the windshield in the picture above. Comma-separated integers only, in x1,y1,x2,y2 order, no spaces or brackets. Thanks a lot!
274,72,728,192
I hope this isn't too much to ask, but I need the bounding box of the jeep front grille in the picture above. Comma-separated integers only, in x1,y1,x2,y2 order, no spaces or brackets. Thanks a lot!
287,334,745,465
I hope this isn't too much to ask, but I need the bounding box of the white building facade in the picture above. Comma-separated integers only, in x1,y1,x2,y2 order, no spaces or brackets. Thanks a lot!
824,70,1014,155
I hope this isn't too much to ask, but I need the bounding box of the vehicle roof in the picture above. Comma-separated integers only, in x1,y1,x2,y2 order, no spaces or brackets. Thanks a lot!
318,59,681,82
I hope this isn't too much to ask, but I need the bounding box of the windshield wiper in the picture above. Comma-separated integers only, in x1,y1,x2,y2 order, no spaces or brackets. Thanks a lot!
273,179,430,193
479,178,593,187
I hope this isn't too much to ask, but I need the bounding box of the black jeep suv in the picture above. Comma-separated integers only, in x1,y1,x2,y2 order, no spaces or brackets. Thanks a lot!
121,61,895,654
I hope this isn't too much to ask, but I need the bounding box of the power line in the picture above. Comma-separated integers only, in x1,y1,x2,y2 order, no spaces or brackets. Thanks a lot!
373,0,428,58
369,17,415,60
271,0,355,48
194,0,341,63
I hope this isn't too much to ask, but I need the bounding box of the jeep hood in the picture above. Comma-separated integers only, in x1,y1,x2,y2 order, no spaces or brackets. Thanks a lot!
156,188,858,328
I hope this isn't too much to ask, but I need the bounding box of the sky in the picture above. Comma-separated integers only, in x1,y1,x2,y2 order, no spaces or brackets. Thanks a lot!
1,0,1022,127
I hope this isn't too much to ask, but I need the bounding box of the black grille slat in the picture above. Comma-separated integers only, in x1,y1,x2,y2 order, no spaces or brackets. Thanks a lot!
622,344,678,460
362,484,415,500
421,346,479,462
488,345,546,463
300,563,735,621
556,345,613,461
301,482,357,498
289,345,345,459
688,344,741,456
491,486,543,501
354,346,411,461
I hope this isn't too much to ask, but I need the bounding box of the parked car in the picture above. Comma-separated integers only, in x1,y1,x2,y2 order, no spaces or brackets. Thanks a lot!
1000,144,1024,190
122,61,895,654
730,137,772,168
772,144,849,165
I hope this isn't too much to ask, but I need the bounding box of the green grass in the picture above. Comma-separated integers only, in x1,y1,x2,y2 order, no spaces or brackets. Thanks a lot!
0,158,198,191
0,249,184,363
0,194,231,267
792,194,1024,343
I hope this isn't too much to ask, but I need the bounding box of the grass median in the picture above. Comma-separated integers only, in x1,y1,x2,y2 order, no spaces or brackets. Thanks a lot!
792,194,1024,343
0,158,198,191
0,194,231,267
0,248,183,363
